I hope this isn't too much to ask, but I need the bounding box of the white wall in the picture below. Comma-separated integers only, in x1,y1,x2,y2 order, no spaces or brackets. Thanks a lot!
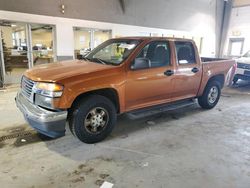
225,6,250,55
0,10,216,58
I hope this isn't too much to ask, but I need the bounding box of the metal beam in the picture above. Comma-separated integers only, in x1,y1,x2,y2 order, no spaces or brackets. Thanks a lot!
119,0,125,13
218,0,233,58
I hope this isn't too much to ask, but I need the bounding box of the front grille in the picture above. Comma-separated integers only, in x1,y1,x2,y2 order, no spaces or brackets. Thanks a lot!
237,63,250,70
21,76,35,101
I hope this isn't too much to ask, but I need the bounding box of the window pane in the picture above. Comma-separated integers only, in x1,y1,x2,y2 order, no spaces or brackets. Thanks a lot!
243,51,250,57
87,39,140,65
175,41,196,65
134,41,170,69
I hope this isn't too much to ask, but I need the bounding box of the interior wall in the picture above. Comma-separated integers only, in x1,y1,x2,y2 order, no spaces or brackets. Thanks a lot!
31,29,53,48
224,6,250,56
0,0,221,31
0,11,206,57
0,0,225,57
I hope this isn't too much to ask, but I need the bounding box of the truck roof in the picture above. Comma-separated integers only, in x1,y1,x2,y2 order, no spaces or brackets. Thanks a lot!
114,36,194,42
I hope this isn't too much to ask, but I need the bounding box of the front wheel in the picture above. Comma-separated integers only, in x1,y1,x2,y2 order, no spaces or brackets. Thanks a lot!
198,81,221,109
69,95,117,143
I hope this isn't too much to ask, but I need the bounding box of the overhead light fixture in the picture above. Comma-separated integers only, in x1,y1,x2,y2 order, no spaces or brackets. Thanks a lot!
61,4,65,14
11,24,17,27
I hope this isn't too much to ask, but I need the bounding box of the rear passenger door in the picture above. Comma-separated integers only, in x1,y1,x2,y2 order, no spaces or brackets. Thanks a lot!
125,40,175,111
171,41,202,101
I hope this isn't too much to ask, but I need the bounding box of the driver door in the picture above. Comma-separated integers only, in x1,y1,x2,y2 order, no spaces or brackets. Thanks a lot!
125,40,175,111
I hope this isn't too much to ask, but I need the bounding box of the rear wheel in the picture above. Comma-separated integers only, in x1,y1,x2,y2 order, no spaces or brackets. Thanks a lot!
69,95,117,143
198,81,221,109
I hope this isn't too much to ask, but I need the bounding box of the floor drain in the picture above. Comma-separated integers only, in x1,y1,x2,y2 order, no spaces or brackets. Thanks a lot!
0,131,34,142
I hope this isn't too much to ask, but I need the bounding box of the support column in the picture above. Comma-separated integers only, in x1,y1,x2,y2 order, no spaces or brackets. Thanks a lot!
90,30,95,50
216,0,233,58
0,30,5,87
26,24,33,68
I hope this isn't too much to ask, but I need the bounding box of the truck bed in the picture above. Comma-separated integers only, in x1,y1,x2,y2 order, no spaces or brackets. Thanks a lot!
198,58,236,95
201,57,227,62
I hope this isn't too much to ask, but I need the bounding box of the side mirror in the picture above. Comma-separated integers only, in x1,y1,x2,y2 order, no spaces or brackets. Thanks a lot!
131,58,150,70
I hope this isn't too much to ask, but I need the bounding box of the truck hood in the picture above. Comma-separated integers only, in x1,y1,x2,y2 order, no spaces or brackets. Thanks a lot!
25,60,114,82
236,57,250,64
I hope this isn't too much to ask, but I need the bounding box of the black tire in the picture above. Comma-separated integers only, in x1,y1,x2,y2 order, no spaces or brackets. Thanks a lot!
69,95,117,143
198,81,221,109
233,76,238,85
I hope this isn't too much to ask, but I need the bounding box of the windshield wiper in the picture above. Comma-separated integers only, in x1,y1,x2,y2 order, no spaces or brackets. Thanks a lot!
80,56,91,61
88,57,118,66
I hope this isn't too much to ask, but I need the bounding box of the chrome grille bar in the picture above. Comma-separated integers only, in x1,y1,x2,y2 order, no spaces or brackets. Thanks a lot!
21,76,35,102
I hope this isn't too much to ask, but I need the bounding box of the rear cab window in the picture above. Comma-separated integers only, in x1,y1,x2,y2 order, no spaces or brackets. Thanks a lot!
175,41,196,65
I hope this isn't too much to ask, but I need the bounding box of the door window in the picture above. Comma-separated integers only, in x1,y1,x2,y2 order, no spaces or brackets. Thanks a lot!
132,41,170,70
175,41,196,65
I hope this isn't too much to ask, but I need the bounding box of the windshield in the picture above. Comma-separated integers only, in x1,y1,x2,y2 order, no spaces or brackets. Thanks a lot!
243,51,250,57
86,39,141,65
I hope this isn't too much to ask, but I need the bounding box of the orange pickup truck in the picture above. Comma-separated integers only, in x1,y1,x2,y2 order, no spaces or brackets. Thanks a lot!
16,37,236,143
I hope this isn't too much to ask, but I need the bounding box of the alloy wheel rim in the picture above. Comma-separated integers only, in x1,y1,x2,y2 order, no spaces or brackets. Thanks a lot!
84,107,109,134
208,86,218,104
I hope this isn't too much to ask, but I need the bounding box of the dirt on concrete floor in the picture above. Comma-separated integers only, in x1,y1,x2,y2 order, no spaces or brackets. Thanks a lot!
0,81,250,188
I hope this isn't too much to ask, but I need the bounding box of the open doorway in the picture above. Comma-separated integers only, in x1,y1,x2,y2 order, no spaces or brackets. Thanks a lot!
0,21,29,85
0,21,56,86
228,38,245,57
31,24,56,66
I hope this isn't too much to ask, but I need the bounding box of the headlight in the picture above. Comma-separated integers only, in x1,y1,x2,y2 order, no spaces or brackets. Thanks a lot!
34,82,64,98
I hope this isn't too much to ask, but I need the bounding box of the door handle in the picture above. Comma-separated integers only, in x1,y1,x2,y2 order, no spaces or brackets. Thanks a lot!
164,70,174,76
191,67,199,73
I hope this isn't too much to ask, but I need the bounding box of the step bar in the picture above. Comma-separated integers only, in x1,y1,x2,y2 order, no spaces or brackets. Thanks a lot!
126,99,196,120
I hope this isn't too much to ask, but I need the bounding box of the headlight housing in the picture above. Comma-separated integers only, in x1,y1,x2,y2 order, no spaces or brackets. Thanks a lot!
34,82,64,98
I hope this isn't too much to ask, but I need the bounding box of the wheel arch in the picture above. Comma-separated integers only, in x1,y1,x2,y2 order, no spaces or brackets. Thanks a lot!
70,88,120,113
198,74,225,97
207,74,225,88
198,74,223,109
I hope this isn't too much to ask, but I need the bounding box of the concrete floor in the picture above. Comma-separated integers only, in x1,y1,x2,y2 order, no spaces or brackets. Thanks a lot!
0,82,250,188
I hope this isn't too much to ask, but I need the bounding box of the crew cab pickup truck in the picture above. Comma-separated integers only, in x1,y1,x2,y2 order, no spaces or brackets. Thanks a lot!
16,37,236,143
233,50,250,84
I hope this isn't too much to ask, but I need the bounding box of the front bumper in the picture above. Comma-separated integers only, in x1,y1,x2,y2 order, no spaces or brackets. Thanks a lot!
235,74,250,80
15,92,67,138
235,68,250,80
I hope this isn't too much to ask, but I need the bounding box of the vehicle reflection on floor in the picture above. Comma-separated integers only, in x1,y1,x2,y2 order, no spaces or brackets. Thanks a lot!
225,80,250,94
